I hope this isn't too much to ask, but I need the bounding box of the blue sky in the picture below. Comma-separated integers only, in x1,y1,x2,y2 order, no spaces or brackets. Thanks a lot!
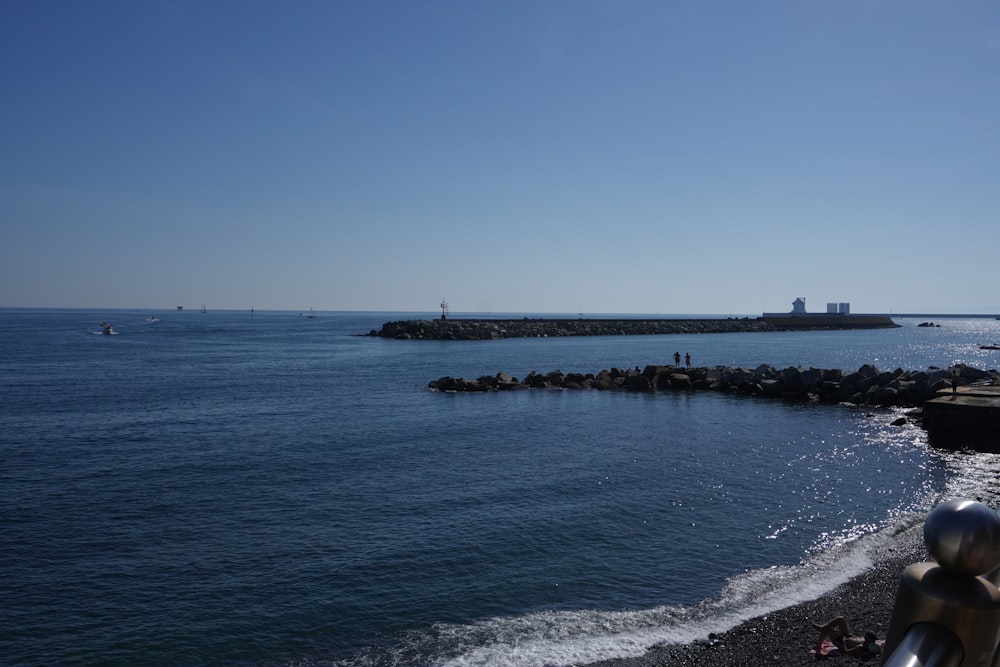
2,1,998,314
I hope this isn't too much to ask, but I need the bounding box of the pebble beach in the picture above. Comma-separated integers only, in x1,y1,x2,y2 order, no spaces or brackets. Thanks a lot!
585,524,928,667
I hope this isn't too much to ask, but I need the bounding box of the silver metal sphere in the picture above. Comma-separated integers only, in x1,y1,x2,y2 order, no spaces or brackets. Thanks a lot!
923,499,1000,576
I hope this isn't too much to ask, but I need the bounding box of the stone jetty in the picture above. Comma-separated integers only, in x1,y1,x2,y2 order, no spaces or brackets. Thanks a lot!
429,363,999,409
430,363,1000,450
370,316,897,341
923,383,1000,450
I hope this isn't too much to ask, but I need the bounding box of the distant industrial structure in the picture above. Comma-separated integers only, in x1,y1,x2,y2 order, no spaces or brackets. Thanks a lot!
775,297,851,317
827,302,850,315
785,297,850,316
763,298,897,329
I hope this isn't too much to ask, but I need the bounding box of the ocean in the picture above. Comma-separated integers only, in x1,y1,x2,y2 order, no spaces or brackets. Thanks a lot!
3,309,1000,667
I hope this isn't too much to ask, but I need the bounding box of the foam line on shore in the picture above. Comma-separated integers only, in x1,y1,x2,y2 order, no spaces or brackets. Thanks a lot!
431,514,926,667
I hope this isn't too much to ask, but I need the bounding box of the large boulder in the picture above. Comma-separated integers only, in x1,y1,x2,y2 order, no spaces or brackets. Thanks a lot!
960,366,993,381
759,379,782,396
429,376,491,392
857,364,880,378
626,374,652,391
800,368,824,392
818,380,841,401
823,368,844,382
545,370,565,386
668,373,692,390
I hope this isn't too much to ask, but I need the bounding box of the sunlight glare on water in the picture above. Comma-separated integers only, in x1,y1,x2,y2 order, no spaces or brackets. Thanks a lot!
2,311,998,666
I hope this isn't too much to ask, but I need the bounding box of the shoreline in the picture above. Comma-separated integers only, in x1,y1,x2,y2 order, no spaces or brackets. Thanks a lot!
583,525,927,666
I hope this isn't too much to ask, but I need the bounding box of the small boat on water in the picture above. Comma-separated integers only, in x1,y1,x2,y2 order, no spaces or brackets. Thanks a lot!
307,307,316,319
97,322,117,335
146,316,159,322
982,345,1000,351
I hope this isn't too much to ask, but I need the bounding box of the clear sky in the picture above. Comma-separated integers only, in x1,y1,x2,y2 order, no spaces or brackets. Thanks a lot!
2,1,997,314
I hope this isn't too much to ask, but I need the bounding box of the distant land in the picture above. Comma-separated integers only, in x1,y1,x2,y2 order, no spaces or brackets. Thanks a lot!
0,307,996,319
872,313,999,319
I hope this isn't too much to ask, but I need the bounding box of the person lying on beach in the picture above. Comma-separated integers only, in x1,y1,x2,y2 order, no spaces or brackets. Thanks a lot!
811,616,881,657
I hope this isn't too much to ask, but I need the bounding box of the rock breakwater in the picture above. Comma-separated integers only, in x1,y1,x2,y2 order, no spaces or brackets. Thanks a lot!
374,317,824,340
429,363,999,409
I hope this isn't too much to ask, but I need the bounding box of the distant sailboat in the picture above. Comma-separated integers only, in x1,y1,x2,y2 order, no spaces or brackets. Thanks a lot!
201,304,207,314
307,307,316,319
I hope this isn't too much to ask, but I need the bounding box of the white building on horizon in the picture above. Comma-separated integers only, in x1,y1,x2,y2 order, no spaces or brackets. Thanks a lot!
827,302,851,314
764,298,851,318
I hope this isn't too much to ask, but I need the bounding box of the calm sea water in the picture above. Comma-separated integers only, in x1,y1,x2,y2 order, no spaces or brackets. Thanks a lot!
3,310,1000,667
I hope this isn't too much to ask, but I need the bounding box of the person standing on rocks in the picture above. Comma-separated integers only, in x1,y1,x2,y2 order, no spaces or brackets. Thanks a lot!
685,353,691,368
674,351,681,366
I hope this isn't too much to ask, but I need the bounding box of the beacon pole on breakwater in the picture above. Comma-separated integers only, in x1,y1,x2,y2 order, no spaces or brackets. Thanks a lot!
881,499,1000,667
440,299,448,321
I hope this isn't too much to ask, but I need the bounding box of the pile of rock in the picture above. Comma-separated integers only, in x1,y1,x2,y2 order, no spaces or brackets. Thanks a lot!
373,318,772,340
429,363,999,408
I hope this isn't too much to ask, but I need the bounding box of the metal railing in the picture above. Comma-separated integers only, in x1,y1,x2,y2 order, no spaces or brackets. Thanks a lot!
881,499,1000,667
883,622,962,667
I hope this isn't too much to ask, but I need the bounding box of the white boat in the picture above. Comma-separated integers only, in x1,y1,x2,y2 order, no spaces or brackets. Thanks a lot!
307,307,316,319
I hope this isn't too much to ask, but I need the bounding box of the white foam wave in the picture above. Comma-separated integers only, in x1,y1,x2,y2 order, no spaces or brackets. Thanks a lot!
435,515,925,667
338,414,998,667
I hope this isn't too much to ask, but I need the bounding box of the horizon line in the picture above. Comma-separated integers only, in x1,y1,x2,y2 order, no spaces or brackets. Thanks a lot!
1,306,998,319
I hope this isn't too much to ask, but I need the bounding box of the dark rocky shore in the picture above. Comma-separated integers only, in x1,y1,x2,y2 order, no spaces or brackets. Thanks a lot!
583,525,927,667
430,363,999,409
370,316,898,341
